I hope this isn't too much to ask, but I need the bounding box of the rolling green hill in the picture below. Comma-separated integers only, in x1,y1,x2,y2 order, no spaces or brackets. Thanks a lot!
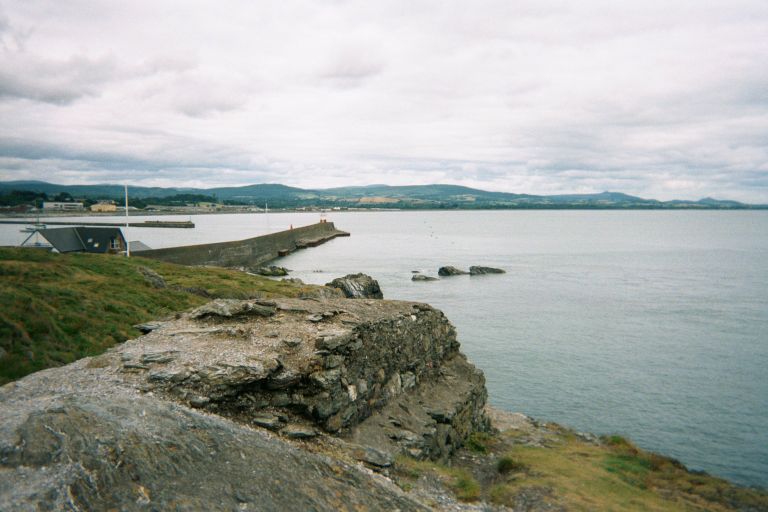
1,181,763,209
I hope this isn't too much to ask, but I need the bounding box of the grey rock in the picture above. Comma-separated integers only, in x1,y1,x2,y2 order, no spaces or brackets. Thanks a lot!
191,299,276,319
188,395,210,408
282,338,303,348
352,446,393,468
326,273,383,299
148,368,189,383
0,391,422,511
301,286,345,300
411,274,438,281
252,414,284,430
198,361,278,387
137,266,166,288
267,368,302,389
256,265,289,277
0,296,491,510
283,425,318,439
140,351,178,364
401,372,416,391
310,369,341,389
469,265,506,275
316,333,356,351
324,355,345,369
437,266,469,276
281,277,304,284
427,408,455,423
122,362,149,370
134,322,164,334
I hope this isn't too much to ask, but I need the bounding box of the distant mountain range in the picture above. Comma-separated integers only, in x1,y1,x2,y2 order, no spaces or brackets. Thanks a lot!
1,180,765,210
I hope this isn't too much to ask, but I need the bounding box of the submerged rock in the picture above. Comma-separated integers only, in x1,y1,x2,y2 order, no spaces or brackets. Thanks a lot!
469,266,506,275
412,274,438,282
326,273,383,299
438,266,469,276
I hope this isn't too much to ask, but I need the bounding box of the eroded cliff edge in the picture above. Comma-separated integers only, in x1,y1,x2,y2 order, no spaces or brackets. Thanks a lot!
0,297,489,511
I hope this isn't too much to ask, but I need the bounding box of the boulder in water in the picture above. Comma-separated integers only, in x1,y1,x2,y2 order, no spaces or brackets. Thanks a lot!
469,266,505,275
438,266,469,276
256,266,289,277
326,273,383,299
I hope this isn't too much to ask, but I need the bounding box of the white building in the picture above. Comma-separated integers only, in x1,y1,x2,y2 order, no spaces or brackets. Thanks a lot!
42,202,85,211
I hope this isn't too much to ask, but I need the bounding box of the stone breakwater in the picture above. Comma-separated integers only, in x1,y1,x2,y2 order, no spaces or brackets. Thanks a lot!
0,297,489,510
138,221,349,269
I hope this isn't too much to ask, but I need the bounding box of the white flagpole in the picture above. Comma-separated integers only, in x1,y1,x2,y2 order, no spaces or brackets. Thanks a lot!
125,184,130,257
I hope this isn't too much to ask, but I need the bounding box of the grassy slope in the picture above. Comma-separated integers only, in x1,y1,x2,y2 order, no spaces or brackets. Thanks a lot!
393,425,768,511
0,247,318,384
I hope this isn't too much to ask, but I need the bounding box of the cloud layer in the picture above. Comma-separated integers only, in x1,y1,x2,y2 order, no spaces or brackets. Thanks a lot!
0,0,767,201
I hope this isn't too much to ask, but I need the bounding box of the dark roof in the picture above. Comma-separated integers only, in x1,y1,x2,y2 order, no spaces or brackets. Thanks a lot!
38,227,126,254
128,240,152,252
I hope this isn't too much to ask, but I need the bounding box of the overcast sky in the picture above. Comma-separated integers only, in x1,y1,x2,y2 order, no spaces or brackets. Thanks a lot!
0,1,766,201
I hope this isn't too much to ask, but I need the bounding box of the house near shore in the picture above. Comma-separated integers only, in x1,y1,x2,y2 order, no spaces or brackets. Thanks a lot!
90,201,117,213
37,227,127,254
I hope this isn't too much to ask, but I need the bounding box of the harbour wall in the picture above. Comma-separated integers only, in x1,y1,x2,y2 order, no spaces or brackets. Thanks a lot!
138,221,348,269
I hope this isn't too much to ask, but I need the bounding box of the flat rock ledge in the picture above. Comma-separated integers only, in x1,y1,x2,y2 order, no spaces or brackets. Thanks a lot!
0,297,489,511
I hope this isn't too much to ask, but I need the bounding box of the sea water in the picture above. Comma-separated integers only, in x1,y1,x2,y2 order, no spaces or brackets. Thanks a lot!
2,210,767,487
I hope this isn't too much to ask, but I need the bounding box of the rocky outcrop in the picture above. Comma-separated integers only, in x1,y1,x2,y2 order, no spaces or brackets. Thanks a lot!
412,274,438,282
326,273,384,299
438,266,468,276
0,296,488,510
469,266,505,275
0,379,424,511
255,265,289,276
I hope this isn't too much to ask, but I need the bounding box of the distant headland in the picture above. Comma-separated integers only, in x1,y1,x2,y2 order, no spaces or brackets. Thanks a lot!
1,181,766,212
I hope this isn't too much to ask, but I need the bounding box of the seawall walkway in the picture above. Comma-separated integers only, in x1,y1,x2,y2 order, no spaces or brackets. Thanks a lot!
138,221,348,269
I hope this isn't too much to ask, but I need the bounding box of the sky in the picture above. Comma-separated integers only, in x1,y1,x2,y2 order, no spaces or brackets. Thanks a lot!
0,1,767,202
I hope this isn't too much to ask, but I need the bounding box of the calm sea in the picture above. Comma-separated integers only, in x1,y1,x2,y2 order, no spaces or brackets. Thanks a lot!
2,210,767,488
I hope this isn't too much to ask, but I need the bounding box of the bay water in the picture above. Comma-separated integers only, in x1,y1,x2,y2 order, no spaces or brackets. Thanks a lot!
2,210,766,487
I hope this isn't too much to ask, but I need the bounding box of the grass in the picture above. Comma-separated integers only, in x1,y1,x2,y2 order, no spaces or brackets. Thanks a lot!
486,430,767,511
0,247,320,384
497,455,526,474
394,426,767,511
393,455,482,502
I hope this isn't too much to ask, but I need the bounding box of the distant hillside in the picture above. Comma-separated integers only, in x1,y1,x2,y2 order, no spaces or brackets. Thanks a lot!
0,181,764,209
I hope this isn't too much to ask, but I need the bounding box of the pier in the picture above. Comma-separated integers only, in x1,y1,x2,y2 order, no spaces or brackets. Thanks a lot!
138,221,349,269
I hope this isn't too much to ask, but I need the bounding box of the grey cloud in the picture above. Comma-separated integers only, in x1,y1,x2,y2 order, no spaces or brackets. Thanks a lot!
0,53,118,104
319,47,385,88
0,0,766,202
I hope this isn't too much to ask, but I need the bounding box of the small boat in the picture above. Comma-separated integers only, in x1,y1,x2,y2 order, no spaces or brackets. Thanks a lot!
20,223,47,233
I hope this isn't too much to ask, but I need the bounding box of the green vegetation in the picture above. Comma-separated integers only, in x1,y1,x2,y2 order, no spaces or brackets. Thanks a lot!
392,423,767,511
465,431,492,454
393,456,481,502
0,247,317,384
496,455,526,474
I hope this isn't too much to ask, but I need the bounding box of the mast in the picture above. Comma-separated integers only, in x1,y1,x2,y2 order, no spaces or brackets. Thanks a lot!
125,184,130,257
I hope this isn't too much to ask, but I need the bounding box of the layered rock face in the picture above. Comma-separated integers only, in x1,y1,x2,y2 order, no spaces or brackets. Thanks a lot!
0,297,489,510
326,273,384,299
